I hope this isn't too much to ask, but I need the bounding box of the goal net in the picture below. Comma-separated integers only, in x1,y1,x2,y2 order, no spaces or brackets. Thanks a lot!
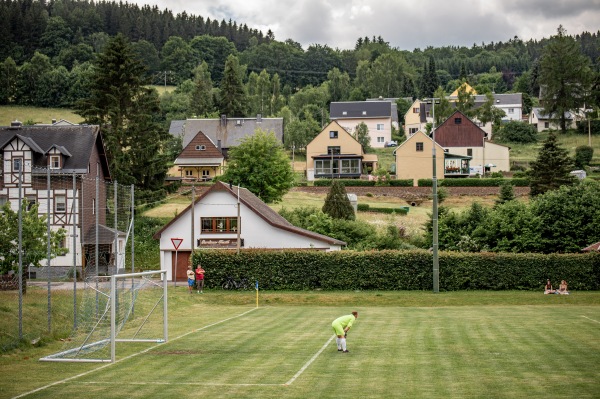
40,270,168,363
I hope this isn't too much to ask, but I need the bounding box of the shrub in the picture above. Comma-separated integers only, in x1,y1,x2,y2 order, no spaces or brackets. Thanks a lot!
575,145,594,168
496,120,538,143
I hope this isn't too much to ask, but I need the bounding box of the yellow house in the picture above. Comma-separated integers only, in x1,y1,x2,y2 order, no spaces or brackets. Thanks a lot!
172,131,224,181
306,121,378,181
449,82,477,98
394,131,445,186
403,99,426,136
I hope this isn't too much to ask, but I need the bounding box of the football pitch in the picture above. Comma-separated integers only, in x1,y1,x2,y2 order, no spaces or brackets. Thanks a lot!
1,291,599,399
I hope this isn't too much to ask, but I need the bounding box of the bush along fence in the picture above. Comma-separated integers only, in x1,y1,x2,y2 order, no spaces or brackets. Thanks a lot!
192,249,600,292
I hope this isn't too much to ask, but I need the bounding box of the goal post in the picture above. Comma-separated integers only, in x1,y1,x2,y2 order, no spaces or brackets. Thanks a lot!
40,270,168,363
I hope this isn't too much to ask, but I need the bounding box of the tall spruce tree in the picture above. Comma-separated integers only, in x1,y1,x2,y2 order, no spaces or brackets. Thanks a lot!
219,54,247,117
529,132,575,196
322,180,355,220
419,56,439,98
191,61,214,117
75,33,170,190
539,25,592,134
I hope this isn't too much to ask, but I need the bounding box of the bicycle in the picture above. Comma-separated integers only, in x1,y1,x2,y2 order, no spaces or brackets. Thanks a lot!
221,276,249,290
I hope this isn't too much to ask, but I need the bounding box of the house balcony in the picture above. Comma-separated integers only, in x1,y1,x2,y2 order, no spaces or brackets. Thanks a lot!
444,167,470,177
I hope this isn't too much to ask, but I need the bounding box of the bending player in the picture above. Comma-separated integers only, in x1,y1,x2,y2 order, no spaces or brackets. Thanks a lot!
331,311,358,353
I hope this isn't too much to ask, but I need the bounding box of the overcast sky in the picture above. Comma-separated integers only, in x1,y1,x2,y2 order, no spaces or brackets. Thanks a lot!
132,0,600,50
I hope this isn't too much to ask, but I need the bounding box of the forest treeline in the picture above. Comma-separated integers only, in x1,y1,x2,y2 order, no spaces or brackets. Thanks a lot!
1,0,599,101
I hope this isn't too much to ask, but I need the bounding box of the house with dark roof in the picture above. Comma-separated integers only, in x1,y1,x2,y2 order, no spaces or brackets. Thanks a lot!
404,92,523,137
330,101,394,148
173,131,224,181
305,121,378,181
168,114,284,180
153,181,346,281
528,107,577,132
0,122,123,277
434,111,510,174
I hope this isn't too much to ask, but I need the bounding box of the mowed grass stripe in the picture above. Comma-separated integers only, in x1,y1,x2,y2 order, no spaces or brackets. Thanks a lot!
4,302,599,399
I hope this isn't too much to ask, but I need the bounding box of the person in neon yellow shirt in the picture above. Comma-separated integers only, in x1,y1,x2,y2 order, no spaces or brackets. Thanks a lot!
331,311,358,352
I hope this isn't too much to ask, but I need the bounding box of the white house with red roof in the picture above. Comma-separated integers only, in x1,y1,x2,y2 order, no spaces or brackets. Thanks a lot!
153,181,346,281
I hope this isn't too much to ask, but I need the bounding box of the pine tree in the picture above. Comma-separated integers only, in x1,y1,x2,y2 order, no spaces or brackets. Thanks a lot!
219,54,247,117
529,132,575,196
76,33,170,190
191,61,214,117
539,25,592,133
495,181,515,206
322,180,355,220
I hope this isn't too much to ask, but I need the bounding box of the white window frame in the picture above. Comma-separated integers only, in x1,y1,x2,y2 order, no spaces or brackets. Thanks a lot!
49,155,61,169
377,137,385,143
376,124,384,131
55,195,66,213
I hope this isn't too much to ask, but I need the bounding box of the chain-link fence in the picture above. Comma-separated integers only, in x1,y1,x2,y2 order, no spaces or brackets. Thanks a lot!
1,164,135,351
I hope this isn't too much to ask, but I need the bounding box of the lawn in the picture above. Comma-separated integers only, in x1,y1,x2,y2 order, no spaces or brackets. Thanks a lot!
0,106,84,126
1,289,599,399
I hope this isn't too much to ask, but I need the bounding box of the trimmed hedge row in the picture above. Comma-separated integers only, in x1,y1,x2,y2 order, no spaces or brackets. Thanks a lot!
357,203,409,215
389,179,414,187
312,178,529,187
192,250,600,292
314,179,376,187
418,178,530,187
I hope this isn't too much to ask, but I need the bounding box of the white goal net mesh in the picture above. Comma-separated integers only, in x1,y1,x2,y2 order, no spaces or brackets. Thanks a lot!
40,270,167,362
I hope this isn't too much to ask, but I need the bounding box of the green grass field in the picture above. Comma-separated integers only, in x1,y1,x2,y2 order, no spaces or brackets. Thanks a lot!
0,106,84,126
1,289,599,399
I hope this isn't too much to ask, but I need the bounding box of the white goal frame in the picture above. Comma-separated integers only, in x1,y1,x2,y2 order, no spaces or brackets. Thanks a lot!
40,270,168,363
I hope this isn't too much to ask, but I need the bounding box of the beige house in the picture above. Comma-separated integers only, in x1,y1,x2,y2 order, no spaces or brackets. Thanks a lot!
306,121,378,181
403,99,426,136
434,111,510,175
394,131,445,186
173,131,224,181
528,107,577,132
329,101,394,148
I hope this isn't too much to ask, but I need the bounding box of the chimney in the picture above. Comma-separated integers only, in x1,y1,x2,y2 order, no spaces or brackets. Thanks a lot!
217,139,222,153
52,118,56,124
220,114,227,126
257,114,262,122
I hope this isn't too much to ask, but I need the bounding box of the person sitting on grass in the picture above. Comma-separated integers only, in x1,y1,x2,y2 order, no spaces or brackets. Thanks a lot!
557,280,569,295
544,279,555,294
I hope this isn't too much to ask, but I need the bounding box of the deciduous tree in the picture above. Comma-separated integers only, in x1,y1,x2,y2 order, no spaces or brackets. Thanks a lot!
220,129,294,203
0,202,67,276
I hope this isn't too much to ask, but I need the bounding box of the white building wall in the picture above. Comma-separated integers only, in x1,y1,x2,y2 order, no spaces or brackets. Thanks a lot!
157,191,341,278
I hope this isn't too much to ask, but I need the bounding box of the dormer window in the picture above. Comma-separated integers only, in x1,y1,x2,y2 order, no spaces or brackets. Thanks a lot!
49,155,61,169
195,145,206,151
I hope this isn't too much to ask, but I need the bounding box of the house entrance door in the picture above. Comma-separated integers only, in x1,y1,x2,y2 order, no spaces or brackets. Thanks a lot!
171,251,191,282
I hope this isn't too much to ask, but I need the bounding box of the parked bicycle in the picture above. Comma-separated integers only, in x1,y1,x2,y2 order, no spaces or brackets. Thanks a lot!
221,276,249,290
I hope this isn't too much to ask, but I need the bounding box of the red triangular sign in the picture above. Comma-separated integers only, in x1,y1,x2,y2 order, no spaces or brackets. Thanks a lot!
171,238,183,250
